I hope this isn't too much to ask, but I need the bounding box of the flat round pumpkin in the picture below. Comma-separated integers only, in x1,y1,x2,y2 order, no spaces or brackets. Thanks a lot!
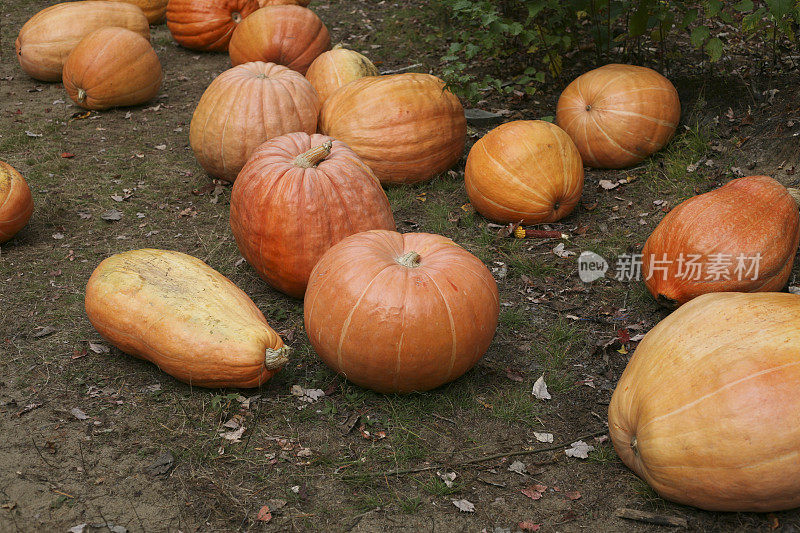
0,161,34,244
318,73,467,185
556,64,680,168
63,27,163,110
230,132,396,297
166,0,258,52
304,230,499,393
465,120,584,224
108,0,168,23
189,61,320,181
305,46,378,104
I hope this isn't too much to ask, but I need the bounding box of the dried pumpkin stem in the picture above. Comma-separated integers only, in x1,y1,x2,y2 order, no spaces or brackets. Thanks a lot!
396,251,421,268
264,346,290,370
77,88,86,102
231,11,242,23
787,187,800,206
294,141,332,168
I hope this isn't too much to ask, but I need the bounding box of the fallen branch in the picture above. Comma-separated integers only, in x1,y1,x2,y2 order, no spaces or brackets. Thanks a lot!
615,508,688,528
380,63,423,75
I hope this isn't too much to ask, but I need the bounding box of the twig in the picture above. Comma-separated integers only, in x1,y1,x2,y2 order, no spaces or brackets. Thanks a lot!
615,508,688,528
380,63,422,75
431,413,457,425
30,437,55,468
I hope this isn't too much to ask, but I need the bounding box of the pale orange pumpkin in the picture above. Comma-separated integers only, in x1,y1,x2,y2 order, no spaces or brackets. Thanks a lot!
85,249,287,388
63,28,162,110
465,120,584,224
15,1,150,82
642,175,799,308
609,291,800,511
108,0,169,23
318,73,467,185
304,230,499,393
230,132,395,298
556,64,680,168
229,5,330,75
0,161,34,244
166,0,258,52
189,62,320,181
305,46,378,104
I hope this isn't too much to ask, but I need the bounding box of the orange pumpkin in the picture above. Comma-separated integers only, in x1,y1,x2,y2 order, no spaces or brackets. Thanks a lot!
108,0,168,23
63,28,162,110
305,46,378,104
15,1,150,82
642,175,799,308
189,62,320,182
166,0,258,52
556,64,680,168
0,161,34,244
609,292,800,511
304,230,499,393
258,0,309,5
85,249,287,388
228,5,330,75
465,120,584,224
318,73,467,185
230,132,395,298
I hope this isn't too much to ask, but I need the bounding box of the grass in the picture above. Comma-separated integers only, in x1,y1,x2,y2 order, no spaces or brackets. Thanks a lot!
644,122,713,199
419,476,463,496
531,320,585,392
489,386,543,427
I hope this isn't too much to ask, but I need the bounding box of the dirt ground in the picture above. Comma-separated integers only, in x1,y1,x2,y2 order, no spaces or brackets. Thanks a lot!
2,1,800,532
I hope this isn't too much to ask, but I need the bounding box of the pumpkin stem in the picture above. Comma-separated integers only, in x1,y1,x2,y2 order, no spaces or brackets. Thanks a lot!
264,346,290,370
630,436,639,457
396,251,421,268
333,43,344,50
294,141,332,168
231,11,242,23
77,88,86,102
787,187,800,206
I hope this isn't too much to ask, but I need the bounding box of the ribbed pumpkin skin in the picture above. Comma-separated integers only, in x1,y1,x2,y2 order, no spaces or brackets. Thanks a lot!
556,64,680,168
642,176,799,308
85,249,287,388
609,292,800,512
15,2,150,82
108,0,169,23
228,5,330,75
166,0,258,52
258,0,310,6
189,62,320,181
306,48,378,104
230,133,396,298
319,74,467,185
63,28,162,111
0,161,34,244
304,230,499,393
465,120,584,224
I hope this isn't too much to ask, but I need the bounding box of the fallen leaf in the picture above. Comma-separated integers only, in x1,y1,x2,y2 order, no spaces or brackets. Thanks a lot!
533,432,553,443
71,408,89,420
552,243,575,258
33,326,58,338
565,440,594,459
565,491,581,500
256,505,272,522
508,460,527,475
452,499,474,512
598,179,618,190
154,144,167,150
521,487,543,500
518,522,541,532
505,367,524,382
220,426,246,442
61,152,75,159
88,342,110,354
25,131,42,137
143,451,174,476
532,375,551,400
290,385,325,403
101,209,123,221
437,471,457,488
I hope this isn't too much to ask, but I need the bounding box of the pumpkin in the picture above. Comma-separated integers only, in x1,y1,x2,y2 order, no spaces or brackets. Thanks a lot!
304,230,499,393
0,161,34,244
464,120,584,224
642,175,799,308
108,0,168,24
319,73,467,185
62,28,162,110
228,5,330,75
15,1,150,82
166,0,258,52
305,46,378,105
258,0,309,5
230,133,395,298
609,291,800,512
85,249,288,388
189,61,320,181
556,64,680,169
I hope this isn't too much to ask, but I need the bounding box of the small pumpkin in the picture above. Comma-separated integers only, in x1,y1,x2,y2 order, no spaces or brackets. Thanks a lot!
63,28,162,110
189,61,320,181
609,292,800,512
166,0,258,52
229,5,330,75
305,46,378,104
108,0,169,24
305,230,499,393
465,120,584,224
85,249,288,388
556,64,680,168
230,132,395,298
15,1,150,82
642,175,799,308
0,161,34,244
318,73,467,185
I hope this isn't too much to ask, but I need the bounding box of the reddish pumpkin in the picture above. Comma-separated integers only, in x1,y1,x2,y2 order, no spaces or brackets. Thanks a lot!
305,46,378,104
0,161,34,244
166,0,258,52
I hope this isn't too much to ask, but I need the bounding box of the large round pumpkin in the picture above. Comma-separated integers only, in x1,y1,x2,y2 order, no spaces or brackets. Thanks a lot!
63,28,162,110
189,61,320,181
556,64,680,168
609,291,800,512
305,46,378,104
465,120,584,224
0,161,34,244
642,175,799,308
15,1,150,82
108,0,168,23
166,0,258,52
304,230,499,393
228,5,330,75
230,133,396,298
318,73,467,185
258,0,309,6
85,249,287,388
